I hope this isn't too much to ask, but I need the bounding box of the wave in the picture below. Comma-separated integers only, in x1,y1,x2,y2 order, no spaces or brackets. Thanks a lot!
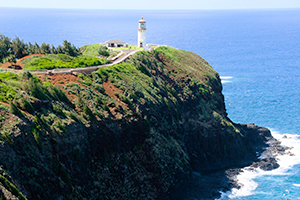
220,76,233,84
220,76,233,79
216,130,300,199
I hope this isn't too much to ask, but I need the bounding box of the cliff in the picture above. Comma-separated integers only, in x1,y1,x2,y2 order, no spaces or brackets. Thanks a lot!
0,46,273,199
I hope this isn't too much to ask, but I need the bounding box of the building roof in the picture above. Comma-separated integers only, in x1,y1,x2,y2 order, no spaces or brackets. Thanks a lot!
138,17,146,23
105,39,126,44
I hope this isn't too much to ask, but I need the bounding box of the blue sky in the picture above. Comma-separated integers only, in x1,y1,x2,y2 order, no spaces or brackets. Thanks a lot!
1,0,300,10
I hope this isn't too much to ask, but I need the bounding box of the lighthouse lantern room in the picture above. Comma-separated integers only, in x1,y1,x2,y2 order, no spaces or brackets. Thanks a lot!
138,17,146,48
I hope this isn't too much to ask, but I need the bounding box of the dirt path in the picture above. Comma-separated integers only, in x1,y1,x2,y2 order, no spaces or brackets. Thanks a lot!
0,54,44,70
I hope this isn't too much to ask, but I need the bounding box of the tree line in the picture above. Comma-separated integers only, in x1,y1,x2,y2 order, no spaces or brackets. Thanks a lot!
0,34,81,63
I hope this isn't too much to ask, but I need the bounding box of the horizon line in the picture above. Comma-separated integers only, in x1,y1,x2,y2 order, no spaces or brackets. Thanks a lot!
1,7,300,11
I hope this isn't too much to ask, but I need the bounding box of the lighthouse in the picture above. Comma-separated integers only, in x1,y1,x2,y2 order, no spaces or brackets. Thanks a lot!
138,17,146,48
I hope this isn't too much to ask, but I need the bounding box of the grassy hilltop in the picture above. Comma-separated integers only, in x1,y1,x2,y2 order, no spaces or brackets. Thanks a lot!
0,46,270,199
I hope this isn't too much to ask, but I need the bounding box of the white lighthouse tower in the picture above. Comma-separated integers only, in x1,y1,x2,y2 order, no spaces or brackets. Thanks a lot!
138,17,146,48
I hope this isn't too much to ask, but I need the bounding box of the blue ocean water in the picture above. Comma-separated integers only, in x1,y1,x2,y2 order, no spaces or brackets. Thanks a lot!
1,7,300,199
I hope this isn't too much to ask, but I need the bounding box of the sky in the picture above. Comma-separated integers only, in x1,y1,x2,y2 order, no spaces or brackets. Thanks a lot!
1,0,300,10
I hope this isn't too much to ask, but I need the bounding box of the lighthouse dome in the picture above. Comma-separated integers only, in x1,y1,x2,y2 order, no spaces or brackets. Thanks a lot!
139,17,146,23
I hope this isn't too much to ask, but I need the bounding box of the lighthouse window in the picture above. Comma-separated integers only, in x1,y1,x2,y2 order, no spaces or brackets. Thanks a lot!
140,43,143,47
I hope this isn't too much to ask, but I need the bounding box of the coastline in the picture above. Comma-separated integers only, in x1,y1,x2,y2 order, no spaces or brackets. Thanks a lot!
218,132,300,199
171,124,291,200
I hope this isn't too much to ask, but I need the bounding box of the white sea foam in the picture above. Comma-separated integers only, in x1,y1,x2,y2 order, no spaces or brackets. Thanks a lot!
220,76,233,79
220,76,233,84
216,130,300,199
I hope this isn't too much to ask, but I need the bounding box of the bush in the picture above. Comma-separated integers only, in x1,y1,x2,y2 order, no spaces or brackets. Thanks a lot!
114,92,131,105
95,97,103,104
21,71,33,80
94,84,105,93
18,97,34,114
47,84,70,104
0,175,27,200
77,96,84,108
2,55,16,63
91,71,103,83
9,101,21,116
83,104,94,121
23,77,49,100
69,112,81,123
98,46,109,56
52,104,66,118
23,78,70,104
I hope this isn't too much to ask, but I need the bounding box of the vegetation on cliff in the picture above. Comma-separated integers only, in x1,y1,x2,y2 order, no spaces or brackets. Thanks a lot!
23,54,109,70
0,34,81,63
0,34,112,70
0,46,270,199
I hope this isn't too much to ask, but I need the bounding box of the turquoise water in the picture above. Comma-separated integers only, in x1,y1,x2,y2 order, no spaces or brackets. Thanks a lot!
1,8,300,199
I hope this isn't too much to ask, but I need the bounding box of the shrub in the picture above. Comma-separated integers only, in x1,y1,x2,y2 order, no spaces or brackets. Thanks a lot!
114,92,131,105
0,175,27,200
76,96,84,108
97,69,109,82
9,101,21,116
91,71,103,83
23,77,49,100
54,121,66,133
94,84,105,93
83,104,94,121
103,104,110,112
98,46,109,56
69,112,81,123
21,71,33,80
95,97,103,104
18,97,34,114
129,91,138,102
47,84,69,104
52,104,66,118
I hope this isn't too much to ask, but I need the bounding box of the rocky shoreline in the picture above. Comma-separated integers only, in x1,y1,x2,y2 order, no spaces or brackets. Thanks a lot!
173,123,291,200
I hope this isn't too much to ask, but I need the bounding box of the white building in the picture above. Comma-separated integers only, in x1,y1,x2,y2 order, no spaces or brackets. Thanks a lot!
105,39,126,47
138,17,146,48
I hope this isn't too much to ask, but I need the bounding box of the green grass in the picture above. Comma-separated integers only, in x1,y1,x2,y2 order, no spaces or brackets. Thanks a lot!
23,54,109,70
0,72,21,81
80,43,128,58
80,44,101,57
20,55,43,65
0,73,22,102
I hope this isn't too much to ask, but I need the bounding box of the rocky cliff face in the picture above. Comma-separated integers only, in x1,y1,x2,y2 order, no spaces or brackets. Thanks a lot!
0,46,273,199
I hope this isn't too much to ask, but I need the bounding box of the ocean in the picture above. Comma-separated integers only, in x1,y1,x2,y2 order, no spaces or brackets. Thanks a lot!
1,7,300,199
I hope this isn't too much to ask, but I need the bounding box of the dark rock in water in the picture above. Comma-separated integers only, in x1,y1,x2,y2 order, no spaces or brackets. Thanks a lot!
259,158,280,171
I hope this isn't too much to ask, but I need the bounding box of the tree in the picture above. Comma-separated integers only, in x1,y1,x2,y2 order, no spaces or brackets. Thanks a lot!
2,54,16,63
34,42,41,54
27,42,36,54
11,37,28,59
98,46,109,56
62,40,81,57
40,42,51,54
51,44,58,54
0,34,12,62
56,45,64,54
